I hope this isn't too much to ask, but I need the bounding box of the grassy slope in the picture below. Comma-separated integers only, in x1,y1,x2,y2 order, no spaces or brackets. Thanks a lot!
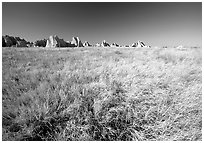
2,47,202,141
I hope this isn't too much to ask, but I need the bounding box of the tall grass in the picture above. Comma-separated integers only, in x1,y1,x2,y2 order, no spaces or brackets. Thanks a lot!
2,47,202,141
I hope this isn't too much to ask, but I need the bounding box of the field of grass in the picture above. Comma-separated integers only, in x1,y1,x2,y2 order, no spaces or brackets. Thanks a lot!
2,46,202,141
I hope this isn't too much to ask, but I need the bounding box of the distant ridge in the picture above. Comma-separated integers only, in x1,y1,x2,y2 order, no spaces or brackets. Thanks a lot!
132,41,150,48
2,34,152,48
2,35,31,47
46,35,70,47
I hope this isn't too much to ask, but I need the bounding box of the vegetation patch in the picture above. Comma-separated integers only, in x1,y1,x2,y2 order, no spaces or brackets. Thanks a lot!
2,47,202,141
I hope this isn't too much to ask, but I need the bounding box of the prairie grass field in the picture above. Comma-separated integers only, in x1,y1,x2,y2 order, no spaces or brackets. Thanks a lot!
2,46,202,141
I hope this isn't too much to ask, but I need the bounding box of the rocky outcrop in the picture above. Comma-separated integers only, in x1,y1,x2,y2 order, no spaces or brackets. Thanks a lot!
132,43,137,47
102,40,110,47
66,41,76,47
9,36,18,45
136,40,146,47
17,41,27,47
83,41,91,47
46,35,57,47
110,43,119,47
3,36,13,47
26,42,34,47
71,37,83,47
2,35,29,47
34,39,47,47
2,35,152,49
132,41,150,48
96,43,101,47
46,35,68,47
2,37,6,47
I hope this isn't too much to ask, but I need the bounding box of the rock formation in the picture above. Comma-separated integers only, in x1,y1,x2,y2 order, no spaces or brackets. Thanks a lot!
2,35,29,47
9,36,18,45
83,41,91,47
136,40,146,47
110,43,119,47
71,37,83,47
132,43,137,47
17,41,27,47
26,42,34,47
2,37,6,47
2,34,152,49
46,35,58,47
132,41,150,48
96,43,101,47
102,40,110,47
46,35,68,47
66,41,76,47
34,39,47,47
3,36,12,47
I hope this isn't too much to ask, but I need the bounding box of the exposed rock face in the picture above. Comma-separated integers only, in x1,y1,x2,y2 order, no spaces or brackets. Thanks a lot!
136,40,146,47
9,36,17,45
2,35,29,47
83,41,91,47
57,38,68,47
132,43,137,47
3,36,13,47
2,35,152,49
2,37,6,47
26,42,34,47
132,41,150,48
17,41,27,47
96,43,101,47
71,37,83,47
110,43,119,47
46,35,57,47
66,41,76,47
34,39,47,47
46,35,68,47
102,40,110,47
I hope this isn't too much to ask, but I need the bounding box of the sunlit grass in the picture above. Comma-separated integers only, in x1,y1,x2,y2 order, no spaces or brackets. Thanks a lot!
2,46,202,141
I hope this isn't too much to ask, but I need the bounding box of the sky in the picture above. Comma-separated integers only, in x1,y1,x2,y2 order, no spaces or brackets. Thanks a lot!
2,2,202,47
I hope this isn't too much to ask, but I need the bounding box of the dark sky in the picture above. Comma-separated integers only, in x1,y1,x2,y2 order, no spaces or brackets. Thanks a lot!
2,2,202,47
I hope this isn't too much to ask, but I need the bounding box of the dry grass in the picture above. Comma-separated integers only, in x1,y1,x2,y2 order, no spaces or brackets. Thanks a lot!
2,46,202,141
